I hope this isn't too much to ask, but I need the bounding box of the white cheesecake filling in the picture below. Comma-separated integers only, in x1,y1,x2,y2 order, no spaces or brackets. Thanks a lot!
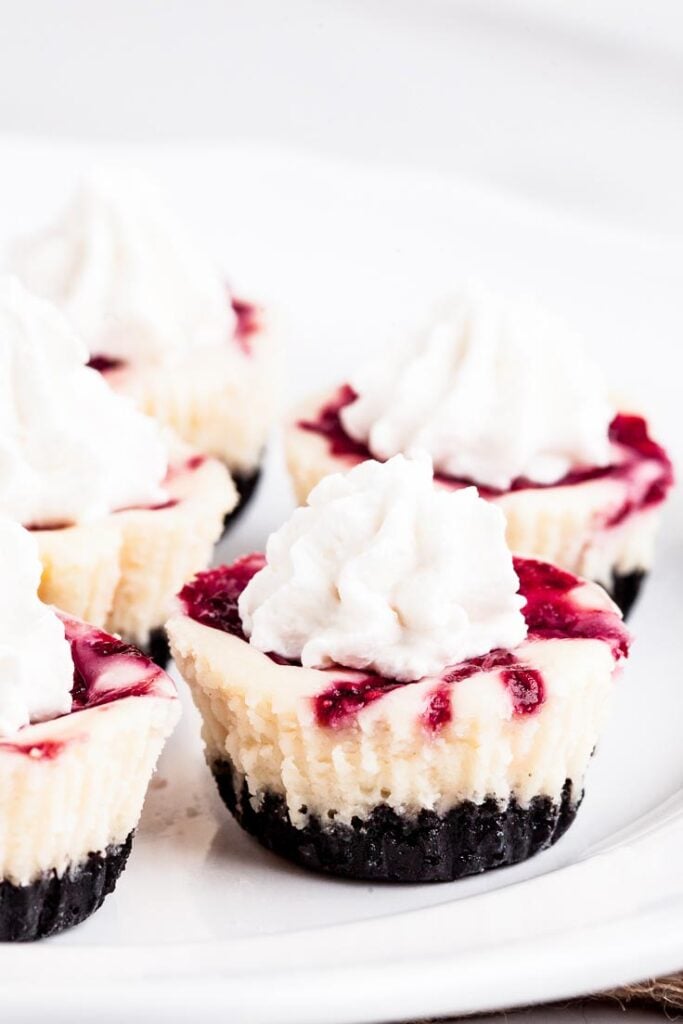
240,455,526,682
168,593,621,825
0,521,73,737
0,277,168,527
0,601,180,886
9,173,236,365
0,693,179,885
341,283,613,490
286,391,668,583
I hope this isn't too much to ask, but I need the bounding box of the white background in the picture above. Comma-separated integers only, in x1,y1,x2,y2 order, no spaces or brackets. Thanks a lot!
1,0,683,237
0,3,680,1022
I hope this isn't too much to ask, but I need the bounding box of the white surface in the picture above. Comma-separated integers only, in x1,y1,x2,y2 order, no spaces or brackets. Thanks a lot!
0,138,681,1021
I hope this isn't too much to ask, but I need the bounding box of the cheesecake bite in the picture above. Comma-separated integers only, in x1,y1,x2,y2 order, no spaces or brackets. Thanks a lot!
0,520,180,940
167,455,630,883
286,284,672,615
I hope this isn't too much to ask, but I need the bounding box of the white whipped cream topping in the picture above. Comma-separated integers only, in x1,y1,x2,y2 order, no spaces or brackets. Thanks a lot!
341,283,613,491
10,173,236,364
0,520,74,737
0,277,168,526
239,454,527,682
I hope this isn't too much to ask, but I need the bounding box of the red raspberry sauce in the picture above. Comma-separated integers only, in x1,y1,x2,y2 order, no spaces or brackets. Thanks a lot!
180,553,630,732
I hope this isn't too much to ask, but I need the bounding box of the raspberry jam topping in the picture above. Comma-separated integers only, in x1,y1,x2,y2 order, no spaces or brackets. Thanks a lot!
87,354,124,374
0,738,69,761
181,553,630,732
0,616,175,758
65,619,172,711
164,454,205,481
514,557,630,660
314,677,404,730
179,554,266,635
300,385,369,460
231,297,260,357
443,648,545,716
299,387,673,518
64,616,175,710
422,683,454,733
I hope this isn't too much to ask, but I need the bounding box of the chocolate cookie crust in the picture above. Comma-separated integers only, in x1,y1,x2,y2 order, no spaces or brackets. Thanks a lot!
0,833,133,942
212,762,579,883
609,569,646,618
223,465,263,532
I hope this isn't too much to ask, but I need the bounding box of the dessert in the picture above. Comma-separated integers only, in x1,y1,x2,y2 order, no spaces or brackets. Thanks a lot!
286,285,673,615
0,520,180,940
10,174,278,521
168,455,630,883
0,277,236,662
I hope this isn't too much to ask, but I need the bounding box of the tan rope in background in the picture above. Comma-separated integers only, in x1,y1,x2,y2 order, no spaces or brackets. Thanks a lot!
604,973,683,1014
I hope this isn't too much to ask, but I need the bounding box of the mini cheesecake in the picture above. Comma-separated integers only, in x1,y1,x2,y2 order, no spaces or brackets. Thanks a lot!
32,448,236,665
286,386,673,616
91,296,275,524
168,553,629,883
0,614,179,941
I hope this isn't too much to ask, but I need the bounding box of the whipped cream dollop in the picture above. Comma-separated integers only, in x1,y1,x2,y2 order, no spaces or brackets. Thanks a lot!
10,173,236,364
341,283,613,491
0,520,74,737
239,454,527,682
0,277,168,526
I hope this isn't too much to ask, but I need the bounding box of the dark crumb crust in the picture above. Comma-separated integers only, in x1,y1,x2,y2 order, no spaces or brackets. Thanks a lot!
145,628,171,669
223,465,262,531
0,833,133,941
212,761,580,883
608,569,646,619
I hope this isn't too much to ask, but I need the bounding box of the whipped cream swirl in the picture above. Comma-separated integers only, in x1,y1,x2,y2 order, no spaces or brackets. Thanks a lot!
0,277,168,526
239,454,527,682
341,283,613,490
10,173,236,364
0,520,74,737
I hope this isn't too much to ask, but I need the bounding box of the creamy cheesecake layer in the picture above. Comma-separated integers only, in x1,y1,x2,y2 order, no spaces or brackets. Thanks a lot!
0,695,179,886
34,519,123,632
286,390,665,585
106,315,279,474
497,485,661,588
35,454,236,645
168,594,619,825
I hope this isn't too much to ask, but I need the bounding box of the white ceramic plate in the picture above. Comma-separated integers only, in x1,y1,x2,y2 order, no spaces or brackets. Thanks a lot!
0,139,681,1023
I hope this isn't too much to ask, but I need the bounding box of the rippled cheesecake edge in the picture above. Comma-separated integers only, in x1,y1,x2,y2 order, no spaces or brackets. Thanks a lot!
167,609,618,825
0,694,180,893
